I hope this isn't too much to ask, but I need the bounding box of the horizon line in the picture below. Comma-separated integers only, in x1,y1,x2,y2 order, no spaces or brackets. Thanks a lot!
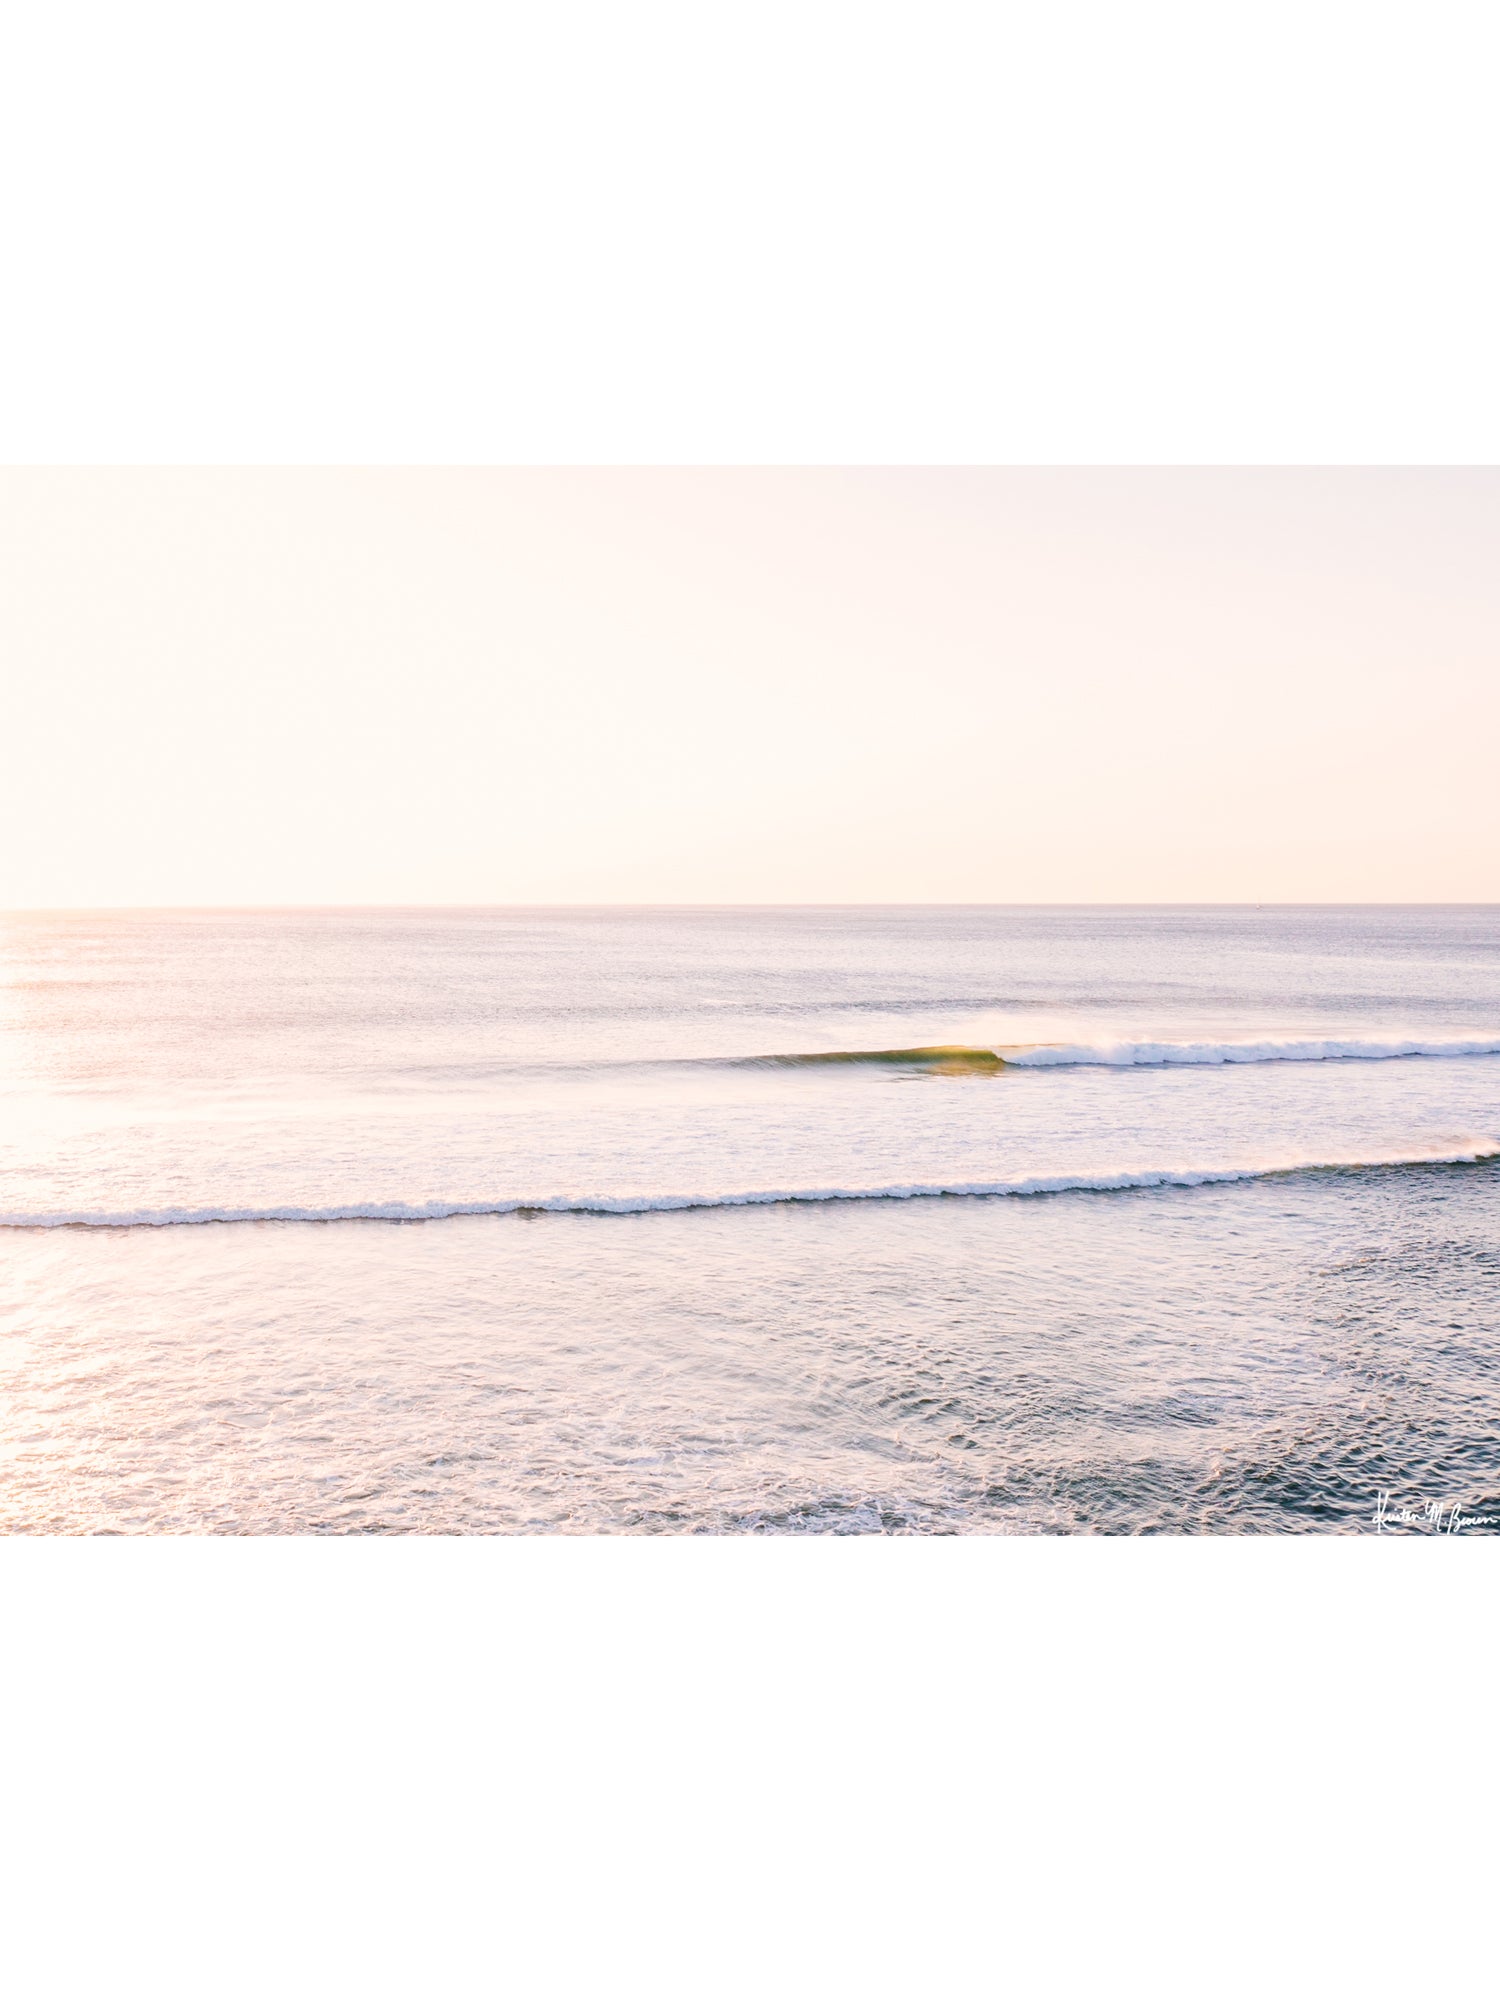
6,899,1500,917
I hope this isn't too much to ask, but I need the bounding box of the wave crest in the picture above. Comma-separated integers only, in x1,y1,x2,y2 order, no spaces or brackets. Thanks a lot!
724,1035,1500,1074
999,1034,1500,1069
5,1142,1495,1228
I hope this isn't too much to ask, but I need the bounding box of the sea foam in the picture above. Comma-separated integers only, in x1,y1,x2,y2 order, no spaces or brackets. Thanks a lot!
998,1034,1500,1069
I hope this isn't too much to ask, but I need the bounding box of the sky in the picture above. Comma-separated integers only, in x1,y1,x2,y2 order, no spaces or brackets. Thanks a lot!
2,467,1497,907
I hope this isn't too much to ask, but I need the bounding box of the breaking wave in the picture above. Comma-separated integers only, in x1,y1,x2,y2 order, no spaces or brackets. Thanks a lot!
749,1045,1005,1072
733,1035,1500,1073
4,1141,1496,1228
1000,1034,1500,1069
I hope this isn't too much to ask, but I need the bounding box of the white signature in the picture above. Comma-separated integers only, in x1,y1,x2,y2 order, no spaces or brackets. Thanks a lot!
1373,1490,1496,1534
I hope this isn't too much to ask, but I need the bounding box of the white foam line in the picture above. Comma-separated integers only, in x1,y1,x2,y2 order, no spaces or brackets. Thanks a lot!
4,1143,1496,1228
1002,1035,1500,1068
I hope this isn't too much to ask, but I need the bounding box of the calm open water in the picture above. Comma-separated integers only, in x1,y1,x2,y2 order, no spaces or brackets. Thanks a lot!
2,906,1497,1532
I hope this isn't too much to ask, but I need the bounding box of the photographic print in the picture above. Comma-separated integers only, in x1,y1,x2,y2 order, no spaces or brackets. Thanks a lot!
4,468,1495,1537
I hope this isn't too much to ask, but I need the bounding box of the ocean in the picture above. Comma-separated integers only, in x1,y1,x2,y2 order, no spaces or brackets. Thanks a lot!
2,904,1497,1533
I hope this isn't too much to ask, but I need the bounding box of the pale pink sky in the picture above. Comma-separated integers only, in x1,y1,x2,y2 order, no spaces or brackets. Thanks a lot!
3,468,1496,905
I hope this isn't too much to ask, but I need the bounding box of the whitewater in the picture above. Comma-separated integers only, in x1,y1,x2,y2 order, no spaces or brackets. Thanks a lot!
997,1032,1500,1067
2,904,1498,1532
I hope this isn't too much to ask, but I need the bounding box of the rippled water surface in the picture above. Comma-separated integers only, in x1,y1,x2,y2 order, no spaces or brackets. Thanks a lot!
2,906,1498,1532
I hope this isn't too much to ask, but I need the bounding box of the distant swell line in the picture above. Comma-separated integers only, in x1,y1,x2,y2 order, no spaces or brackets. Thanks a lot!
5,1144,1497,1228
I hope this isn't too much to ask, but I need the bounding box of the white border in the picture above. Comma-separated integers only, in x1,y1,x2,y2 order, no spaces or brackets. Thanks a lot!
3,2,1498,462
2,1538,1492,1996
